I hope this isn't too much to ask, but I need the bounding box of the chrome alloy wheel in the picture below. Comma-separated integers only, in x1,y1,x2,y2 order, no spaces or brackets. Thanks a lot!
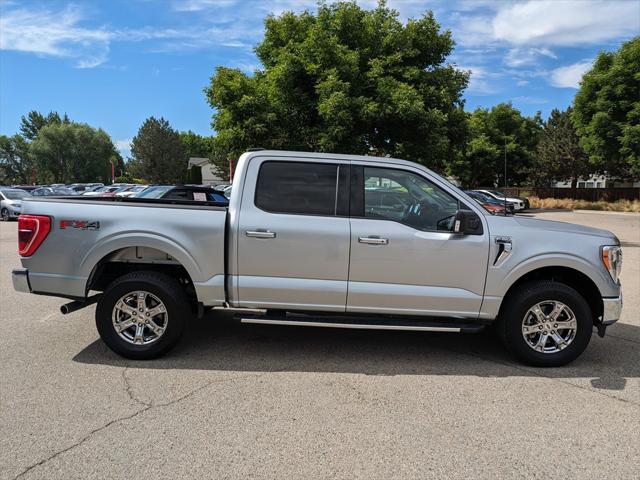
112,291,168,345
521,300,577,354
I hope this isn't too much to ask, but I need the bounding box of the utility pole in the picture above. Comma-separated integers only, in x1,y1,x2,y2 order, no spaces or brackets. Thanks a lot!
504,137,507,216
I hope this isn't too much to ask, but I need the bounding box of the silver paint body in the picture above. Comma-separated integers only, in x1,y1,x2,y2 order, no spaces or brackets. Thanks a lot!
15,150,622,323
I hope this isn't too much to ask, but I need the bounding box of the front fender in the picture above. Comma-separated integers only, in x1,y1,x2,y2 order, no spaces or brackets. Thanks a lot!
479,252,617,320
496,252,614,298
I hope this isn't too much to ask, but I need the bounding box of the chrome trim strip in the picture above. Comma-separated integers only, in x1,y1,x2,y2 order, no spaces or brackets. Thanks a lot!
240,318,461,332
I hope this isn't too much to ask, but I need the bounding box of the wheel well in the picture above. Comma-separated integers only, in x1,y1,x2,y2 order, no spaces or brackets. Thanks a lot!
502,266,603,322
87,247,197,309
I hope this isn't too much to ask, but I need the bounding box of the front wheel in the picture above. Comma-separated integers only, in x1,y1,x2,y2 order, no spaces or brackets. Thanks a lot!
1,208,10,221
496,281,593,367
96,271,191,359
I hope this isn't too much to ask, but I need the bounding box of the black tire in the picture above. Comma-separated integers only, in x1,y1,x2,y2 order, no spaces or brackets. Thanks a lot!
96,271,191,360
1,208,9,221
496,281,592,367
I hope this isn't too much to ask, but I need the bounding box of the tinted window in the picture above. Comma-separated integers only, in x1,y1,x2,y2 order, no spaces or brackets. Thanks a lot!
136,186,172,199
362,167,459,232
255,161,338,216
163,189,189,200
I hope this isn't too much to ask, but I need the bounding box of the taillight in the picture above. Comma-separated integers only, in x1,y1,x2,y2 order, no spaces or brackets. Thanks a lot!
18,215,51,257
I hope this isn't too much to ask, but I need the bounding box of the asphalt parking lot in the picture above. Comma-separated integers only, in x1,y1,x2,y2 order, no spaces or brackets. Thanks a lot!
1,211,638,480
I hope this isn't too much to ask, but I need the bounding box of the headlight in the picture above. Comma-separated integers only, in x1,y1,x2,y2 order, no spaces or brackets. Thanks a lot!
601,245,622,283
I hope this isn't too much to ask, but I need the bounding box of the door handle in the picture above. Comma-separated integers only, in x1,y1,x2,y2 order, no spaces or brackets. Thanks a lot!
358,236,388,245
246,230,276,239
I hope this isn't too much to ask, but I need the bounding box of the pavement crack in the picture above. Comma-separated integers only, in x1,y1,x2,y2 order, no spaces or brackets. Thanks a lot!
122,366,151,407
11,371,267,480
12,405,151,480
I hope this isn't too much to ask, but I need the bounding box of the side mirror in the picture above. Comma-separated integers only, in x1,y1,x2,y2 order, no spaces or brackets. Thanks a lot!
453,209,483,235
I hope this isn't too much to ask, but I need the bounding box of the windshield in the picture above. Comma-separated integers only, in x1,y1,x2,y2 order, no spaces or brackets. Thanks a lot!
2,189,31,199
136,186,172,199
489,190,506,197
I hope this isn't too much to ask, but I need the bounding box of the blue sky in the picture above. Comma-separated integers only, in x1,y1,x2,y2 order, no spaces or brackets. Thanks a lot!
1,0,638,157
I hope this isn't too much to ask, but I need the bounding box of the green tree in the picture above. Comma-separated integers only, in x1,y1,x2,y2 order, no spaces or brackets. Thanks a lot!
0,134,34,184
534,108,589,187
206,0,468,171
30,123,117,183
449,103,542,187
572,37,640,179
19,110,69,141
130,117,186,183
180,131,214,183
179,131,214,159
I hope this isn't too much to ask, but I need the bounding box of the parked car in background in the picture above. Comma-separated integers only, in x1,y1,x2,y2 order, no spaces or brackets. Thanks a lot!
31,187,79,197
102,186,133,197
10,185,39,193
475,190,528,210
0,188,31,220
465,190,514,214
82,186,123,197
115,185,148,198
221,184,232,198
68,183,104,193
135,185,229,204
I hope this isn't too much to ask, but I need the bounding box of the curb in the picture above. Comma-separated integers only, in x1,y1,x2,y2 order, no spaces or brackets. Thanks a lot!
573,210,640,216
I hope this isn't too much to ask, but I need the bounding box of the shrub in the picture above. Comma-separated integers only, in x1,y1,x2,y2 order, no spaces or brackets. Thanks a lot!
528,196,640,212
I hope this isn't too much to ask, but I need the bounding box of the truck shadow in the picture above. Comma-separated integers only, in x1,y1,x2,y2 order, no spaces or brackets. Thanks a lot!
73,312,640,391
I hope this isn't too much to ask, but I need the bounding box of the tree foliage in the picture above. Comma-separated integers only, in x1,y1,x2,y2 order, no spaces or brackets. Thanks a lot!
29,123,117,183
572,37,640,179
179,130,214,159
0,134,33,184
206,0,468,171
533,108,589,187
19,110,70,141
448,103,542,187
130,117,186,183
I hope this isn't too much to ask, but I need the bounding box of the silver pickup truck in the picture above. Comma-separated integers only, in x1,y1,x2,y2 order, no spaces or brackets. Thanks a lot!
12,150,623,366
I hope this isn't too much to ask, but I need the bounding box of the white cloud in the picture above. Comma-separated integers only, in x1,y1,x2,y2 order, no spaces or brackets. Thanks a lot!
0,5,112,67
492,1,640,46
173,0,240,12
0,3,259,67
504,47,556,67
513,95,548,105
457,65,498,95
550,60,593,88
115,139,132,157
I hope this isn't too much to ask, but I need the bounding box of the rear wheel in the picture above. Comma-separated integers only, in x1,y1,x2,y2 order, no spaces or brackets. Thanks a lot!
96,271,191,359
497,281,592,367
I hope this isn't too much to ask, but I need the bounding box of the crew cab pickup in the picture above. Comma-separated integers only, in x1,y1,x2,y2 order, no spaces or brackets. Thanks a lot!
12,150,623,366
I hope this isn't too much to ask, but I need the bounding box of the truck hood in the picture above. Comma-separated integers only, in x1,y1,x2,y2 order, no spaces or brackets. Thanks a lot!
514,216,617,241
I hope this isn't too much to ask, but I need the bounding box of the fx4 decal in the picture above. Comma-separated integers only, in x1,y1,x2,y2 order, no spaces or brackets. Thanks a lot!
60,220,101,230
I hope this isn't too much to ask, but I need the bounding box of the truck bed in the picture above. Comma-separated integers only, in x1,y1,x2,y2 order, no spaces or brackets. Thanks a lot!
19,196,229,305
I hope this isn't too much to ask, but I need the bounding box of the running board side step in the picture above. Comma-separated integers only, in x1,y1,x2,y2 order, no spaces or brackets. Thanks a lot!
240,315,485,333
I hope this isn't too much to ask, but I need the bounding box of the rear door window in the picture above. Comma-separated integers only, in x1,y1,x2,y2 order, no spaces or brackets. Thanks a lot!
255,161,340,216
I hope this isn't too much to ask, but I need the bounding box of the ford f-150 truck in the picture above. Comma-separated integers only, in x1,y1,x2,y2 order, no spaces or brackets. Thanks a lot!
12,150,623,366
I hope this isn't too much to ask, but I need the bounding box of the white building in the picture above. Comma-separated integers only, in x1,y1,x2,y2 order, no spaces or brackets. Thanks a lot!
553,174,640,188
187,157,226,186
